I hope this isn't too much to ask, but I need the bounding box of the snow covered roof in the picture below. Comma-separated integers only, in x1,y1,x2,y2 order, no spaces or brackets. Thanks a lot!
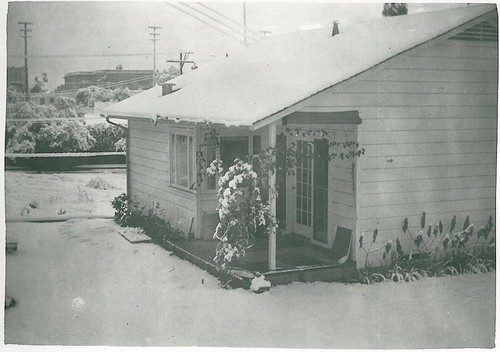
103,4,496,128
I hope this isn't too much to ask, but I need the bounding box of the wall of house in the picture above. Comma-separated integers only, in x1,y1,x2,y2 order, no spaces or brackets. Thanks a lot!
301,38,498,267
127,119,197,237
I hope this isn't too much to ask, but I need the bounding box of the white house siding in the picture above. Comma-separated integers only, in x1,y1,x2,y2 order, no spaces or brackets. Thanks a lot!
302,39,497,267
127,119,197,237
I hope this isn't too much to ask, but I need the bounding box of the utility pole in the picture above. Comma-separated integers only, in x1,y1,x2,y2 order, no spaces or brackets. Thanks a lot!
148,26,162,86
243,3,247,45
166,52,194,75
18,21,33,101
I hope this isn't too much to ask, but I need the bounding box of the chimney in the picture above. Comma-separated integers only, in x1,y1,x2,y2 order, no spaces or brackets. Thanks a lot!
332,21,339,36
161,83,176,96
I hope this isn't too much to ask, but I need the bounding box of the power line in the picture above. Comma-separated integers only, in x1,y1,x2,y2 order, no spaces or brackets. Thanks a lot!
196,2,263,39
166,2,247,46
8,52,179,59
18,21,33,101
148,26,162,86
180,3,258,45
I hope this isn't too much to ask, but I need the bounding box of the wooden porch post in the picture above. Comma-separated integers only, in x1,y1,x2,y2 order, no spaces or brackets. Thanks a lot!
268,123,277,270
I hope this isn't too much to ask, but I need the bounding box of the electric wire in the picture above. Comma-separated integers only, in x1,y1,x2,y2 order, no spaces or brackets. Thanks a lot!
166,2,247,45
196,2,263,39
180,3,259,43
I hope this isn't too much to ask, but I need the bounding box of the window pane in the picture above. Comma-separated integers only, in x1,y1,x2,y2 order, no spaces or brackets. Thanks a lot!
171,134,176,184
253,135,261,156
206,136,217,190
188,136,193,188
220,136,249,170
175,135,188,187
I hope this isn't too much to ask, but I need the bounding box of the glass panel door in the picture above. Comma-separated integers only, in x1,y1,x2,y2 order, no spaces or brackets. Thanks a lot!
295,140,313,236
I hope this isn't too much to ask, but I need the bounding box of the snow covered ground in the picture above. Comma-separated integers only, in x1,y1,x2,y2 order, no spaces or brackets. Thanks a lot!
4,171,126,220
3,172,496,348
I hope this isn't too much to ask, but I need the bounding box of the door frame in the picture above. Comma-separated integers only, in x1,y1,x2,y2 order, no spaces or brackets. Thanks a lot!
289,135,331,248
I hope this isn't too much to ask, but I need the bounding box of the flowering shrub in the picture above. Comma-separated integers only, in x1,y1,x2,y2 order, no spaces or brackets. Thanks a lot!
208,158,276,270
358,212,495,284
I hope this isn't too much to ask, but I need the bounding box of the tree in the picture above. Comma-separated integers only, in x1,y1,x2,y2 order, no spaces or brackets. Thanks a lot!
75,86,137,107
87,123,126,152
157,65,180,84
75,86,113,107
112,87,132,102
7,86,26,104
383,3,408,17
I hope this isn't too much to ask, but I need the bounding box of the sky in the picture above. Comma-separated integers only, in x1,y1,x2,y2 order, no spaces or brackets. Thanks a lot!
5,1,471,91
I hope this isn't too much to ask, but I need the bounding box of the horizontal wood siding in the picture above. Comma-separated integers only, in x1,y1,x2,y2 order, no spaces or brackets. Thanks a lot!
128,119,196,236
305,40,497,268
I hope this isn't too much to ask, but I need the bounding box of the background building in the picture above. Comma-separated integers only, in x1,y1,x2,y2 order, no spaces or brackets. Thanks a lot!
57,65,153,91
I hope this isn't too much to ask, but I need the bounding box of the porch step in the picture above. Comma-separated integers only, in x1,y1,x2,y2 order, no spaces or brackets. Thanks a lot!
118,228,152,244
263,261,357,286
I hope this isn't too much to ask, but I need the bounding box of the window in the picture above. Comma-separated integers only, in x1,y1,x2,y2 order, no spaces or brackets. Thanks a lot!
40,98,45,105
206,137,217,190
220,136,249,170
49,98,55,104
206,136,251,190
171,134,194,189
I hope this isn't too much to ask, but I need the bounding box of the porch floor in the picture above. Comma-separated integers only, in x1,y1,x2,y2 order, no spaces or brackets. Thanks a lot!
167,233,357,285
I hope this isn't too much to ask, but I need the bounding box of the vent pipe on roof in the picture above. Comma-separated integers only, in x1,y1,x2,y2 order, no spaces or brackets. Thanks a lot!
162,83,176,96
332,21,339,36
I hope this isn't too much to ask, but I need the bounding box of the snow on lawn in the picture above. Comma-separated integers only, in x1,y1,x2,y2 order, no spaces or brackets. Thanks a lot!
5,219,495,348
4,171,126,219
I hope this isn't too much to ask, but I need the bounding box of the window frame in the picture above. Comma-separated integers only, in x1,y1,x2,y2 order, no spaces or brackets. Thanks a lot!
170,132,195,191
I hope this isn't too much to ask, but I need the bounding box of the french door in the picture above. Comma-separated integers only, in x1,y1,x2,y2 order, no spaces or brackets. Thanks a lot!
294,138,329,243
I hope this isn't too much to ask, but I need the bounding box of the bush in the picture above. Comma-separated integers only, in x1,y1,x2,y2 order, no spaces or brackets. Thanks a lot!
6,100,95,153
111,193,132,226
111,194,184,244
6,99,126,154
87,123,126,152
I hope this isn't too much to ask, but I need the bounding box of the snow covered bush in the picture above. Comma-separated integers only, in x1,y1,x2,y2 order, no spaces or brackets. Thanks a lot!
208,158,277,270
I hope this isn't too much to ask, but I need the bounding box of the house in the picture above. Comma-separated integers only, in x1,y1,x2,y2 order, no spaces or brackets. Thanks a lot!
103,5,497,271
